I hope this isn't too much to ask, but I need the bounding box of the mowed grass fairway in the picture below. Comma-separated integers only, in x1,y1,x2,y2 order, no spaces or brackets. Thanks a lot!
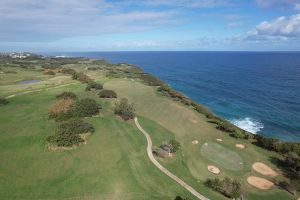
0,82,193,199
0,64,295,200
200,142,244,171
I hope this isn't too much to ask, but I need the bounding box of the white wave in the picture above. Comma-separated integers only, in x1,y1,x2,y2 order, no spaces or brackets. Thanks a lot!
230,117,264,134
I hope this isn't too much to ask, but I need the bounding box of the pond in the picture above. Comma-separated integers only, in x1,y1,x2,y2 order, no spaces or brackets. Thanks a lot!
17,79,41,84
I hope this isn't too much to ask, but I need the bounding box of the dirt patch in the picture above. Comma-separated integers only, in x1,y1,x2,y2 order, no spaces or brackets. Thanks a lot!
208,165,220,174
192,140,199,145
252,162,278,177
235,144,246,149
216,138,223,142
247,176,274,190
190,118,198,124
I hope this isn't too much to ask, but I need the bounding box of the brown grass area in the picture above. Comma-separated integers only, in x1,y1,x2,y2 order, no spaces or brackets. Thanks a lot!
49,98,74,115
252,162,278,177
247,176,274,190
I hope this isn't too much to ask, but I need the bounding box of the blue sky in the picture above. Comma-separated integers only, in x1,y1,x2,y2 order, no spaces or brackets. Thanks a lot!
1,0,300,51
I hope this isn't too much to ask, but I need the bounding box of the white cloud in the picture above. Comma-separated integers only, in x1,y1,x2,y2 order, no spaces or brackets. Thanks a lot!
127,0,231,8
0,0,178,42
246,14,300,41
256,0,299,9
295,3,300,10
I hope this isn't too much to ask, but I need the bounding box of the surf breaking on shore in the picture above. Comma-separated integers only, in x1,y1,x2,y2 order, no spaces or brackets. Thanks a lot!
230,117,264,134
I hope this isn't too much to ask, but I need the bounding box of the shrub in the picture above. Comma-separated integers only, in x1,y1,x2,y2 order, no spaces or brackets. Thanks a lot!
47,119,94,147
49,98,75,120
114,98,135,120
56,92,77,100
4,70,17,74
85,81,103,91
99,90,117,98
73,98,100,117
169,139,181,153
140,73,164,86
44,70,56,75
205,177,242,199
72,71,91,83
174,196,190,200
0,98,8,105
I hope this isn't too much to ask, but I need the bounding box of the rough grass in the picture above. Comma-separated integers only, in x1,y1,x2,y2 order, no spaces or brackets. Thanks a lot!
0,63,295,200
200,142,244,171
0,81,193,200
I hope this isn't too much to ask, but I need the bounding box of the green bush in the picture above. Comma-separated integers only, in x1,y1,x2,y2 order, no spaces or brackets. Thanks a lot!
169,139,181,153
73,98,100,117
85,81,103,91
0,98,8,106
56,92,77,100
72,72,91,83
47,119,94,147
44,70,56,75
98,90,117,98
205,177,242,199
114,98,135,120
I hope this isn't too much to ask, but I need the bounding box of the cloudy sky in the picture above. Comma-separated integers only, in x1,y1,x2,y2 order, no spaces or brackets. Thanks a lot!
1,0,300,51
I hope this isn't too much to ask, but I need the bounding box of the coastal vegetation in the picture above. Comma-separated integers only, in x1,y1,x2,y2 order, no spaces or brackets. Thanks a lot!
0,54,298,200
85,81,103,91
47,119,94,147
205,177,242,199
114,98,135,120
0,98,8,105
98,89,117,98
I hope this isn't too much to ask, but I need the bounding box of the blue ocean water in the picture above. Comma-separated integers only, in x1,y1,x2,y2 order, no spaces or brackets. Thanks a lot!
48,52,300,141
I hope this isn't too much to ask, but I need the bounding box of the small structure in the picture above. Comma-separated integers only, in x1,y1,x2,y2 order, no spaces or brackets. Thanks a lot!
153,148,170,158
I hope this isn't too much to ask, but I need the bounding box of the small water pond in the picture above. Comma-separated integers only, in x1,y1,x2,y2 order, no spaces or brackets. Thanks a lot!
17,79,41,84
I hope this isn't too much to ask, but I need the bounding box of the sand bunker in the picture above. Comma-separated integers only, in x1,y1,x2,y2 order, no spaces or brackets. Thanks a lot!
216,138,223,142
208,165,220,174
252,162,278,177
190,118,198,124
235,144,246,149
247,176,274,190
192,140,199,145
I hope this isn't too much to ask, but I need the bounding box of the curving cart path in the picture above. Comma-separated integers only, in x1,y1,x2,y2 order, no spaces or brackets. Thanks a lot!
134,117,209,200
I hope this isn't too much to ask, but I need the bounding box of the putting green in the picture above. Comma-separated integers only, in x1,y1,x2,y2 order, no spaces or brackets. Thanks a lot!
201,142,244,171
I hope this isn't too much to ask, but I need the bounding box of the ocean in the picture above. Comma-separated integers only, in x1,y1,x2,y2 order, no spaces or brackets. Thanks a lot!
47,51,300,141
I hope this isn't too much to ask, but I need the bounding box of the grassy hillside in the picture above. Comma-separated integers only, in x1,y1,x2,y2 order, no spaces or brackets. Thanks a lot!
0,57,297,200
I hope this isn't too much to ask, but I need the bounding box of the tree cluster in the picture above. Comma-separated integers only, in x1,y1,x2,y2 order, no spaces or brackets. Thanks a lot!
85,81,103,91
47,119,94,147
98,90,117,98
114,98,135,120
205,177,242,199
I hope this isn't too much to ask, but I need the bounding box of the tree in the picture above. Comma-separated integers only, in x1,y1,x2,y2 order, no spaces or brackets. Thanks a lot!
114,98,135,120
85,81,103,91
0,98,8,106
56,92,77,100
99,90,117,98
169,139,181,153
73,98,100,117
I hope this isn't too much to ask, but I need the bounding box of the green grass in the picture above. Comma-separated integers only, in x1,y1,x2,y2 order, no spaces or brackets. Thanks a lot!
200,142,244,171
0,62,296,200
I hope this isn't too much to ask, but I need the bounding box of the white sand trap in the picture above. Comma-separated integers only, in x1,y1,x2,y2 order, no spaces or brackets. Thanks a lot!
235,144,246,149
252,162,278,177
247,176,274,190
208,165,220,174
216,138,223,142
192,140,199,145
